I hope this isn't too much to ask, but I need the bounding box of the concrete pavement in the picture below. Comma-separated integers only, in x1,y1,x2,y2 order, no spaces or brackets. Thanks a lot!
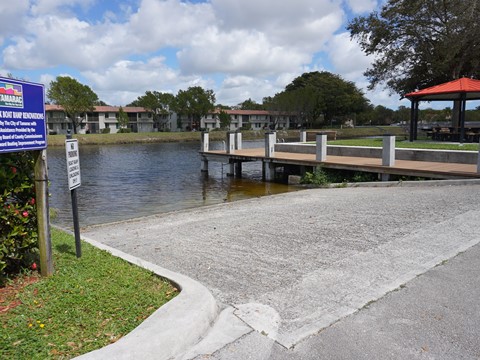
79,183,480,359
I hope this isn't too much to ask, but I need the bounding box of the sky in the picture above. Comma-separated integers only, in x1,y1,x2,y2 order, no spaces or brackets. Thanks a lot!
0,0,415,110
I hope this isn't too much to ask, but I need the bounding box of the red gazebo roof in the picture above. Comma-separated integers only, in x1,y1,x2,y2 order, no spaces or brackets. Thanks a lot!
405,77,480,101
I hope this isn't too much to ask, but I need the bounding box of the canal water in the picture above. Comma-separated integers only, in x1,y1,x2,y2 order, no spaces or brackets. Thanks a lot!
47,140,300,228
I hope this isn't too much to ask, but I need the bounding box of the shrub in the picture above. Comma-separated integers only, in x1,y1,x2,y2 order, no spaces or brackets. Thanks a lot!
301,167,330,186
118,128,131,133
101,127,111,134
0,152,38,284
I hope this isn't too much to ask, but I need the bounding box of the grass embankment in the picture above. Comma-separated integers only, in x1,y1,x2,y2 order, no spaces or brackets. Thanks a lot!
47,130,299,146
332,126,408,139
329,138,479,151
0,228,178,359
46,127,407,147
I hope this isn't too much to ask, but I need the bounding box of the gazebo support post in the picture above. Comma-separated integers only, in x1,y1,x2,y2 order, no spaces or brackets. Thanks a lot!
409,100,415,142
459,94,466,143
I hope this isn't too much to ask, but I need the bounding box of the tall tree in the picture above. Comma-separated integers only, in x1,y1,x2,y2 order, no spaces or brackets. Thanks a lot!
117,106,130,130
173,86,215,130
47,76,98,134
218,110,231,130
348,0,480,95
238,98,265,110
273,72,369,128
128,91,175,130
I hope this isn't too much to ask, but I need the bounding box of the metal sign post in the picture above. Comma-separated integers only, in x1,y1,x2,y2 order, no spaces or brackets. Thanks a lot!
65,132,82,257
0,77,53,276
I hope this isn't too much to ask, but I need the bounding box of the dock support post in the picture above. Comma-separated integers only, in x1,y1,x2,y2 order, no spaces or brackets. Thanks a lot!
227,159,235,177
263,161,275,181
235,161,242,177
300,130,307,142
382,134,396,166
201,156,208,173
315,133,327,161
227,131,235,154
235,131,242,150
200,132,209,173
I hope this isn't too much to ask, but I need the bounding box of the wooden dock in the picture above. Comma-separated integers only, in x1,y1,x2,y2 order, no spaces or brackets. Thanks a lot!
201,148,480,180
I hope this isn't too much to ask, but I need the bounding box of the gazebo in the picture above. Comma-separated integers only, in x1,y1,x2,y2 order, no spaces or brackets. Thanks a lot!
405,77,480,142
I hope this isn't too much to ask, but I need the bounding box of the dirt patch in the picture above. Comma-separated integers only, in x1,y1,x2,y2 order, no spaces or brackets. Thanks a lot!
0,274,40,313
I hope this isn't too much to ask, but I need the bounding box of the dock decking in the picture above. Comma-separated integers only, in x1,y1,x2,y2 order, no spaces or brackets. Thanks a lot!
201,148,480,180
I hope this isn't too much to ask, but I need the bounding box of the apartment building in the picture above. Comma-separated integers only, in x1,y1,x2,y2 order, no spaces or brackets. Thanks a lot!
45,105,178,134
200,109,296,131
46,105,297,134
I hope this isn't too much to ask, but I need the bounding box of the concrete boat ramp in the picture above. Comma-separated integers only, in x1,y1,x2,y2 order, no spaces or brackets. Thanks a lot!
77,182,480,359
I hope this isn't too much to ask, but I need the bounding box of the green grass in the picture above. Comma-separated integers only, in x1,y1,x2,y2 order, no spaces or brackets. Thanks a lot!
0,228,178,359
47,130,299,146
328,138,479,151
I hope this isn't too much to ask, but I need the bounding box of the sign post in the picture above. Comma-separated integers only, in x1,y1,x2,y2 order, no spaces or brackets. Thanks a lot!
0,77,53,276
65,132,82,257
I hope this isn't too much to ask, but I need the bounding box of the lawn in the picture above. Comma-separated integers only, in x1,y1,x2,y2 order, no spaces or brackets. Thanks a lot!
328,138,479,151
46,129,299,146
0,228,178,359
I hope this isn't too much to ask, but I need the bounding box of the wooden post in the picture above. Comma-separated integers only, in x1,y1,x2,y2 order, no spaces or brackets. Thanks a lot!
34,150,54,276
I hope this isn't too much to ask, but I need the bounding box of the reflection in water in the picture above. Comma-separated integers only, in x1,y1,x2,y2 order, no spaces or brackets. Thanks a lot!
47,141,299,227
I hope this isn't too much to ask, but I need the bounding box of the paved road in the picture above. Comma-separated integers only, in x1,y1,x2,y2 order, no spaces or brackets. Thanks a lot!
82,184,480,359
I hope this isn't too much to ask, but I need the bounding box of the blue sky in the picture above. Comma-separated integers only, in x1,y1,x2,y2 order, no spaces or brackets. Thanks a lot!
0,0,418,109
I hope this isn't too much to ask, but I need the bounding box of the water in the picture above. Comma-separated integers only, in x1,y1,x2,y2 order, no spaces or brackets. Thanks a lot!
47,140,299,227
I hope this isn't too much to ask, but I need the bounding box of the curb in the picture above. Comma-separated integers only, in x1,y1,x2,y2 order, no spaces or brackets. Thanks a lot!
66,231,219,360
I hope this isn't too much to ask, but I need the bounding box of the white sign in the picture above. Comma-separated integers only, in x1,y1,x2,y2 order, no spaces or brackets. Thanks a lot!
65,139,81,190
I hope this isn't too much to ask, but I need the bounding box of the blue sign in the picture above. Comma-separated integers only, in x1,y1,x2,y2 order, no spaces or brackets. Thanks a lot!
0,77,46,153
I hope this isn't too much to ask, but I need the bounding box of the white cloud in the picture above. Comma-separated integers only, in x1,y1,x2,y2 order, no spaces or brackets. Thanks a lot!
127,0,214,51
80,56,222,105
327,31,372,81
178,28,310,77
2,14,134,71
0,1,30,44
0,0,403,108
211,0,344,51
217,76,279,105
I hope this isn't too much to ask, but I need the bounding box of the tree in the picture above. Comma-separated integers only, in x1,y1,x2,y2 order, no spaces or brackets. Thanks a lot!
172,86,215,130
218,110,231,130
238,98,264,110
128,91,175,130
271,72,369,128
117,106,129,130
47,76,98,134
372,105,395,125
348,0,480,96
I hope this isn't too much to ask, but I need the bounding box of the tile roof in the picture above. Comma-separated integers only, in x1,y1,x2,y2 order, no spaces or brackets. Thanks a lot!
405,77,480,100
45,104,149,113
